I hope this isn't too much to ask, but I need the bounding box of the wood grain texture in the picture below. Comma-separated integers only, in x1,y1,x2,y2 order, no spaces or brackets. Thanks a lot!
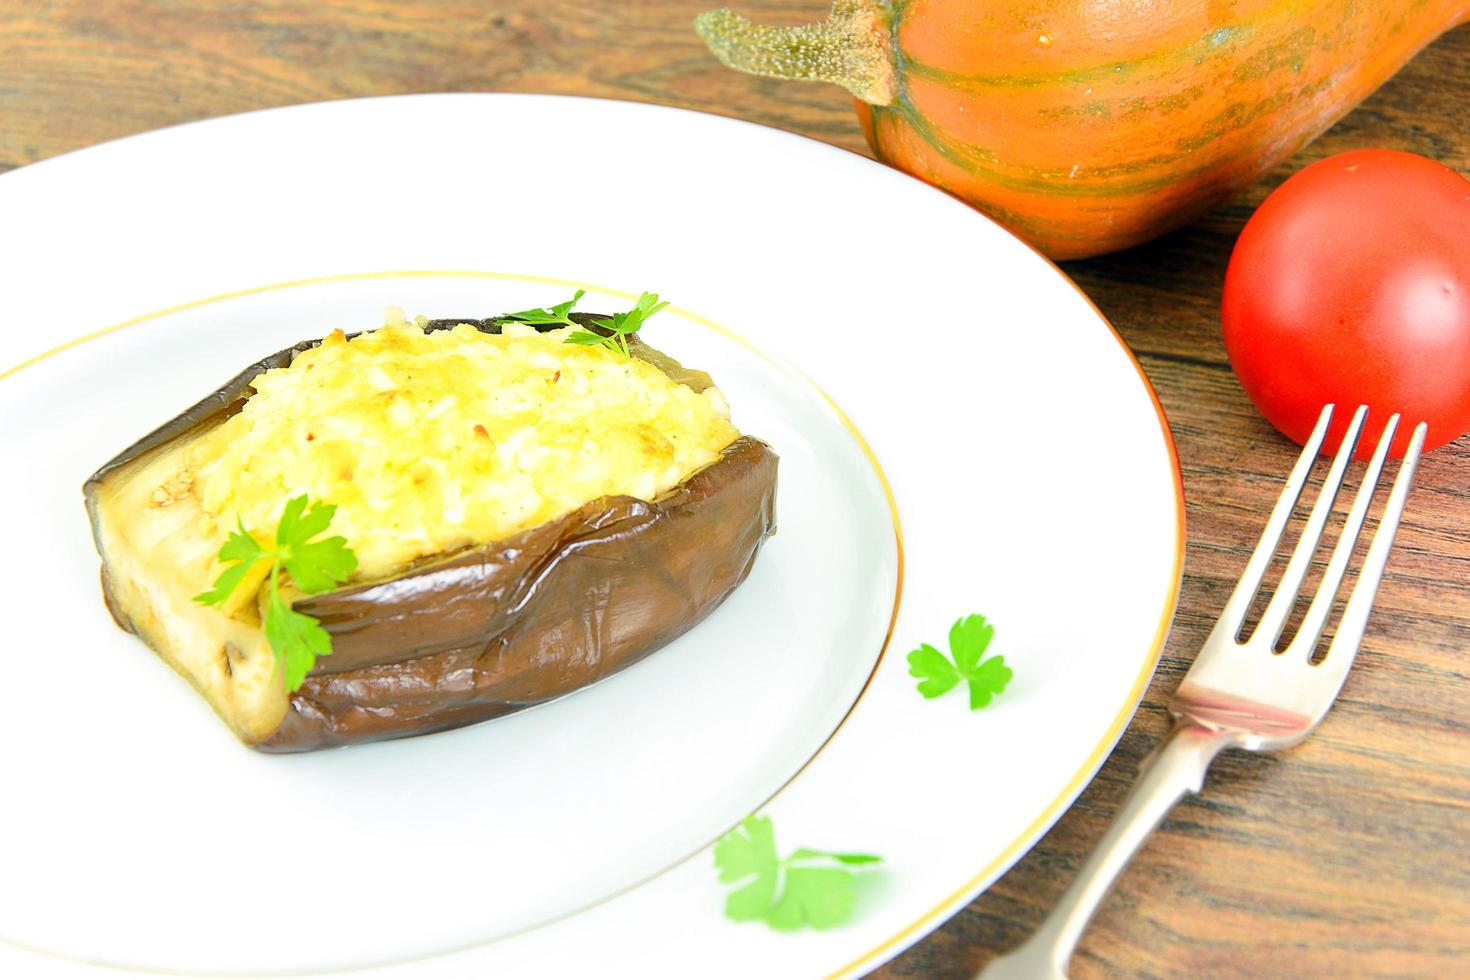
1,2,1465,976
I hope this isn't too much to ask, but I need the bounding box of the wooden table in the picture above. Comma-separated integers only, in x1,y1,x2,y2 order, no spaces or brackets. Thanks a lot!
4,3,1465,975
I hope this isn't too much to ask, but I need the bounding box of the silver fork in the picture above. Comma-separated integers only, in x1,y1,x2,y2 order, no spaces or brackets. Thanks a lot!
980,404,1428,980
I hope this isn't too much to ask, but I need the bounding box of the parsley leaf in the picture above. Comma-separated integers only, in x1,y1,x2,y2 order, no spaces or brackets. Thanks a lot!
194,494,358,691
275,496,356,593
502,289,587,328
906,613,1013,709
768,866,855,930
715,814,780,921
714,815,881,931
502,289,670,358
218,521,269,564
568,290,669,356
264,586,333,691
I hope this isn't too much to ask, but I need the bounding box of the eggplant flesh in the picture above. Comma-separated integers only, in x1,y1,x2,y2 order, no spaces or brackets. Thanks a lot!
84,316,778,752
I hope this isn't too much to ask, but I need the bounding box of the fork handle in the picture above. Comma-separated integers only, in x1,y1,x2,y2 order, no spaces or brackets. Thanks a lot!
979,720,1239,980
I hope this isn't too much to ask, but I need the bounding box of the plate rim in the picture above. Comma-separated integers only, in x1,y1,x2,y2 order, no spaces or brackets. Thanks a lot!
0,93,1185,978
835,199,1186,978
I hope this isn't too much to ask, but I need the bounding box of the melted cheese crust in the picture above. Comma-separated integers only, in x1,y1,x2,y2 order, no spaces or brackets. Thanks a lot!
187,320,739,580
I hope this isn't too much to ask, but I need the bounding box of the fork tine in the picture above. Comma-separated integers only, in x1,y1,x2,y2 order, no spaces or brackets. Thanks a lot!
1287,413,1398,660
1253,405,1368,650
1312,420,1427,689
1208,405,1333,643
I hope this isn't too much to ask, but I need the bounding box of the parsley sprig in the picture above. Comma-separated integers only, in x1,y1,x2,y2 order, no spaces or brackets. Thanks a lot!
194,495,358,690
714,815,881,930
503,289,670,357
502,289,587,330
907,613,1012,709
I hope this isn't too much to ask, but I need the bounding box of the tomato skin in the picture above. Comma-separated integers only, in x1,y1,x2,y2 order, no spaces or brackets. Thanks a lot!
1222,149,1470,459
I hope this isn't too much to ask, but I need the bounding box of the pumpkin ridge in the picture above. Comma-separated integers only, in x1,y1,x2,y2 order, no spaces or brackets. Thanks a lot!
885,92,1349,199
902,24,1255,91
898,0,1379,98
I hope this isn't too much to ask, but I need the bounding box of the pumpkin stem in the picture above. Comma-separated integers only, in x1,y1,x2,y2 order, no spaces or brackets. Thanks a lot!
694,1,897,106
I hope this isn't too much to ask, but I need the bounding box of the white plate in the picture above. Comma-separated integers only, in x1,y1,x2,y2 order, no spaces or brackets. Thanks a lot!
0,94,1182,979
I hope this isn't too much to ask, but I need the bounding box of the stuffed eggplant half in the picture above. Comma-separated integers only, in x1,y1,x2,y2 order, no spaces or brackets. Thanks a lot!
83,309,778,752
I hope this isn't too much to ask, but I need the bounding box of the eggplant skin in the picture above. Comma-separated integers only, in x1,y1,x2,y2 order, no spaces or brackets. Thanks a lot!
84,315,778,752
271,435,775,751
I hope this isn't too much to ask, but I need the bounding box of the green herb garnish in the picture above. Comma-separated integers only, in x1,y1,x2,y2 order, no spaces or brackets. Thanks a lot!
503,289,670,357
906,613,1012,709
714,815,882,931
502,289,588,330
194,495,358,690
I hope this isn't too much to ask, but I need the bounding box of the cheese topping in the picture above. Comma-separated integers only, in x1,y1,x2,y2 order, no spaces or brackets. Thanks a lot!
187,320,739,580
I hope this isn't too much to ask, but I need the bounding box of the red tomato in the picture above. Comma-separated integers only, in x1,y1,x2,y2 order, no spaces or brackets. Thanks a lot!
1222,149,1470,459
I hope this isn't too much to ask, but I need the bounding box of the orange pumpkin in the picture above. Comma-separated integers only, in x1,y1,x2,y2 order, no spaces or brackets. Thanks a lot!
697,1,1470,259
